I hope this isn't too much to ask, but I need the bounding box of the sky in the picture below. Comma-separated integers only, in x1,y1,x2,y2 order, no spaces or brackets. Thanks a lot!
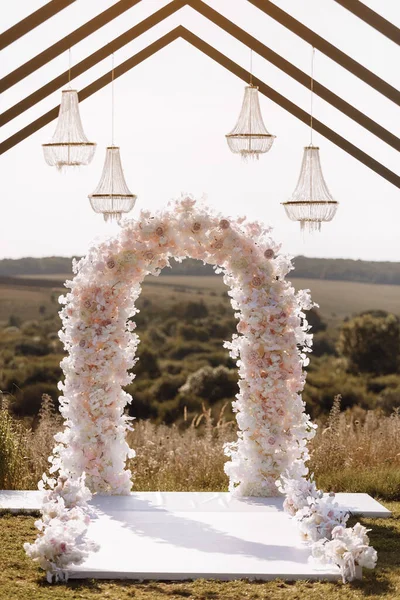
1,0,400,262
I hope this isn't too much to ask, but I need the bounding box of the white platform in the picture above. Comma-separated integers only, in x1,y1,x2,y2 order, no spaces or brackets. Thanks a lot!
0,491,391,582
0,490,392,517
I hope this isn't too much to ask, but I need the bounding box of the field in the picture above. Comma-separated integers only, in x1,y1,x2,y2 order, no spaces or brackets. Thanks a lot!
2,273,400,325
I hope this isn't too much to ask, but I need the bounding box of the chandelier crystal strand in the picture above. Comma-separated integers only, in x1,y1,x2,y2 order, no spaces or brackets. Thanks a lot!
226,49,275,159
282,47,338,232
42,49,96,170
88,53,136,222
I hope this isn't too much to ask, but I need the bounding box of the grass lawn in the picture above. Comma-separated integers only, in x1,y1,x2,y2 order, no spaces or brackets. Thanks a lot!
1,503,399,600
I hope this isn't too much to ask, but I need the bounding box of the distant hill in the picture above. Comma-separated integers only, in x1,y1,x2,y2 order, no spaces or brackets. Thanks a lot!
1,255,400,285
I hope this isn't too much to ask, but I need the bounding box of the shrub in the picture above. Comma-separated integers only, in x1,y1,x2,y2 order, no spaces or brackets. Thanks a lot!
168,342,209,360
15,339,51,356
134,349,161,379
179,365,238,404
338,312,400,375
150,374,186,402
306,307,327,333
178,324,210,342
8,315,21,328
185,301,209,319
12,382,59,416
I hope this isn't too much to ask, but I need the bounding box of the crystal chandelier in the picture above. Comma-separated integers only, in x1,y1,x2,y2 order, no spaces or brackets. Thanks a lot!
89,145,136,222
42,52,95,169
282,145,338,232
226,52,275,159
226,85,275,159
88,54,136,222
282,48,338,232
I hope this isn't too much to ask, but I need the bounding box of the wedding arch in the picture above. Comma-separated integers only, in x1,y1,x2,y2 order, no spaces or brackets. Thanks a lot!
52,195,315,497
25,196,376,582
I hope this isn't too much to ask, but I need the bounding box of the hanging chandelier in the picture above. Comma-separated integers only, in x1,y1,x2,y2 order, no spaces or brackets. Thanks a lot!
282,48,338,232
89,145,136,222
42,51,95,169
282,145,338,232
226,85,275,160
88,53,136,222
226,51,275,159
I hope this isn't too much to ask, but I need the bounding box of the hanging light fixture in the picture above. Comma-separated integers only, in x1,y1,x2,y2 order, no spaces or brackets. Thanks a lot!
226,50,275,159
42,50,96,169
88,54,136,222
282,48,338,233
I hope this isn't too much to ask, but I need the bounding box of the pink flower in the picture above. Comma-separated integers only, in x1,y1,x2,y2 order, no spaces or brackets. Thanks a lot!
155,226,165,237
192,221,202,232
212,239,224,250
219,219,230,230
251,276,263,287
143,251,154,261
264,249,275,259
106,258,116,269
237,321,247,334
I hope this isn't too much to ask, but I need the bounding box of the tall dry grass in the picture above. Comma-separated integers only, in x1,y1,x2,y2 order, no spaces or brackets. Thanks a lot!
0,392,61,490
309,396,400,499
1,394,399,499
127,404,235,491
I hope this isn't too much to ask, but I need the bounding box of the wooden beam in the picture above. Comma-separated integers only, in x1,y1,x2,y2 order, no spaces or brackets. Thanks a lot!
189,0,400,151
247,0,400,106
0,0,142,92
3,0,398,153
1,26,398,190
0,0,76,50
181,28,400,190
334,0,400,45
0,0,186,126
0,29,181,156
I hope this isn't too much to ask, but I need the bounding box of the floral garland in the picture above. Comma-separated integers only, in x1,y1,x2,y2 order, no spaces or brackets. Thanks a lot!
25,195,376,582
277,472,377,581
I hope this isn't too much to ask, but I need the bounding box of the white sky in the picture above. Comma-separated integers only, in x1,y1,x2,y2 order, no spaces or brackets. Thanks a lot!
1,0,399,261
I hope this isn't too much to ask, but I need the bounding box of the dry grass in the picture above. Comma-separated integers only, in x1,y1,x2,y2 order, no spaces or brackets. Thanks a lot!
309,397,400,499
0,393,62,490
128,406,235,492
1,394,400,500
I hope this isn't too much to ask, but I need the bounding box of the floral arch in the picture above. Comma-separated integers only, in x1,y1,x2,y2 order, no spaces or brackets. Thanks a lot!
54,195,314,496
25,196,376,582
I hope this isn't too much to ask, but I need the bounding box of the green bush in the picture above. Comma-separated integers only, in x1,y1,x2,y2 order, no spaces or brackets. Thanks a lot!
12,382,59,416
178,324,210,342
168,342,209,360
15,338,51,356
150,374,186,402
338,311,400,375
134,349,161,379
180,365,238,404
